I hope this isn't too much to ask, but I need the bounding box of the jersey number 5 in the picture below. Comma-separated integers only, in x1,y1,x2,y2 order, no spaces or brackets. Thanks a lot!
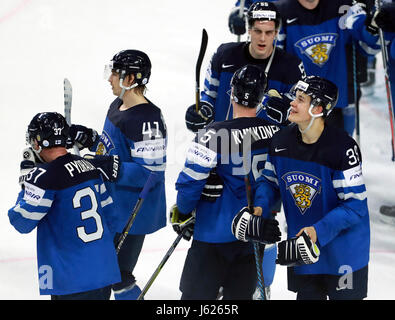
73,187,104,243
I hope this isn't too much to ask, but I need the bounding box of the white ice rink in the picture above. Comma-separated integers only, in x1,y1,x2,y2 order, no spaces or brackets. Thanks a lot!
0,0,394,300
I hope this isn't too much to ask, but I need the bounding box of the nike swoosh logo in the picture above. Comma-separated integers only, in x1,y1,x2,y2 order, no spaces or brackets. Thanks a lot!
335,286,347,291
222,64,234,69
275,147,287,152
286,18,298,24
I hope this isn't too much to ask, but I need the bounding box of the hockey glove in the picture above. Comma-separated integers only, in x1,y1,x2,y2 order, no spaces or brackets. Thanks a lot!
232,207,281,244
170,204,195,241
19,147,43,186
228,7,247,35
364,10,379,35
344,2,367,31
264,89,292,125
374,2,395,33
84,154,120,182
276,230,320,267
67,124,99,150
185,102,214,133
200,170,224,202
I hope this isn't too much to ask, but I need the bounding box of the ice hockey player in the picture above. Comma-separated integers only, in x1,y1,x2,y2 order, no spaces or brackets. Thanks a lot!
67,49,167,300
185,1,305,133
172,65,281,300
8,112,121,299
234,76,371,299
274,0,380,136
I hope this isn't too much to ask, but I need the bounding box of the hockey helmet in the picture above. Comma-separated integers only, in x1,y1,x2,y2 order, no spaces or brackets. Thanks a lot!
291,76,339,117
26,112,69,149
231,64,268,108
106,49,151,86
247,1,281,29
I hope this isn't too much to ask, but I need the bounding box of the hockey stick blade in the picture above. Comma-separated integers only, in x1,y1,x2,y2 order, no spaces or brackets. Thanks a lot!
63,78,80,155
64,78,73,125
195,29,208,111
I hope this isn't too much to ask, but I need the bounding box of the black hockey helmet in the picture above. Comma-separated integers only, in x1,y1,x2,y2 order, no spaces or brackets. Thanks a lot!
292,76,339,117
26,112,69,149
231,64,268,108
108,49,151,86
247,1,281,29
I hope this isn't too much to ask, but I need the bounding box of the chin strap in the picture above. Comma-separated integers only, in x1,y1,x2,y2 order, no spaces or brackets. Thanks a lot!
118,71,138,100
299,103,323,134
31,145,45,163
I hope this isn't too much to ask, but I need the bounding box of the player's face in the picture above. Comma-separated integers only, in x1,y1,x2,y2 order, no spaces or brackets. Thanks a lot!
248,20,277,59
298,0,320,10
108,70,122,96
288,90,312,124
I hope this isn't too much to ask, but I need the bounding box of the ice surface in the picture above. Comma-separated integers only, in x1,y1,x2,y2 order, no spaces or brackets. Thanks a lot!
0,0,394,300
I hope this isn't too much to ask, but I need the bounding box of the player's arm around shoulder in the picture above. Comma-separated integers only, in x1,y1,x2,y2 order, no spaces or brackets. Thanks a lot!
8,164,55,234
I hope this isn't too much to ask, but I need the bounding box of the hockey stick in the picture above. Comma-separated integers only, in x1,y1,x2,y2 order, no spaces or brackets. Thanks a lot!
242,133,267,300
237,0,246,43
352,43,361,145
63,78,80,156
195,28,208,112
137,224,194,300
115,172,161,254
375,0,395,161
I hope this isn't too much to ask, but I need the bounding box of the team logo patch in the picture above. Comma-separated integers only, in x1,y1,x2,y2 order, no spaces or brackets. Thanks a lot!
95,130,114,156
282,171,321,214
295,33,338,67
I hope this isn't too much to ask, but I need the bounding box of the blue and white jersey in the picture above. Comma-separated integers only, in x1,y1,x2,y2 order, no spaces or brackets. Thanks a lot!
176,117,280,243
8,153,121,295
94,98,167,234
234,0,277,7
254,124,370,275
202,42,305,123
276,0,380,108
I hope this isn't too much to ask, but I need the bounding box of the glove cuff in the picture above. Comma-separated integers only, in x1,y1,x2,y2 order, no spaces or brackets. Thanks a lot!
296,231,320,264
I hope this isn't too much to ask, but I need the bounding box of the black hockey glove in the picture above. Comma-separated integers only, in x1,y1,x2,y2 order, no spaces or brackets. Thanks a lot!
84,154,120,182
19,147,43,186
264,89,292,125
200,170,224,202
228,7,247,35
374,2,395,33
170,204,195,241
67,124,99,150
276,230,320,267
232,207,281,244
185,102,214,133
364,10,379,35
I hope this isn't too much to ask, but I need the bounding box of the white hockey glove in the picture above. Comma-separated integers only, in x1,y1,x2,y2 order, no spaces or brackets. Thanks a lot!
232,207,281,244
276,230,320,267
344,2,366,30
19,147,42,186
170,204,196,241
